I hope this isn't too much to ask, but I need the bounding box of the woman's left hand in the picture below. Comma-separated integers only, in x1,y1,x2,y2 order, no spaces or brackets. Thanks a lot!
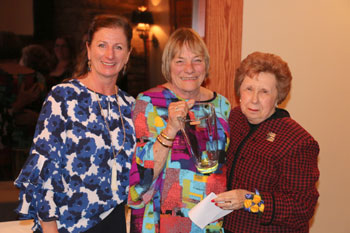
212,189,252,210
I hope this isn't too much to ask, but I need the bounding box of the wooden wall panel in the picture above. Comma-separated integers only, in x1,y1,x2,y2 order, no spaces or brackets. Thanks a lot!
204,0,243,106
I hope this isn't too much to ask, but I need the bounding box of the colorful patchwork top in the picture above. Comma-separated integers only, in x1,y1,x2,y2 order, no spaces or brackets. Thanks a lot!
14,79,136,233
128,86,230,233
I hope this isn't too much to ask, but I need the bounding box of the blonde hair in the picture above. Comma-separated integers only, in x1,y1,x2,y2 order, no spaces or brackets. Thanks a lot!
161,28,209,82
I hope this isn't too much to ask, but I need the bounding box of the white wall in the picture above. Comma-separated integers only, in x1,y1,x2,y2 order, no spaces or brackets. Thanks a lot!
242,1,350,232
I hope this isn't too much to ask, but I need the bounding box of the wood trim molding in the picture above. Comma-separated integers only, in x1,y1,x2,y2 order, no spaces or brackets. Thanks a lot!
204,0,243,107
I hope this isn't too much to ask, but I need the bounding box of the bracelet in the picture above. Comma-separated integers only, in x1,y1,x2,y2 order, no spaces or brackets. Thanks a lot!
157,135,172,148
160,131,175,141
244,189,264,214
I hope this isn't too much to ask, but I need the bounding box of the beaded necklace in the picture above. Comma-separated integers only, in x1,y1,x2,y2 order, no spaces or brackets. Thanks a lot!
93,86,126,191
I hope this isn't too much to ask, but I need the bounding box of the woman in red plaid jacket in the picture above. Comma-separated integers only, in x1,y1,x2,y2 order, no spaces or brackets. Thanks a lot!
212,51,320,232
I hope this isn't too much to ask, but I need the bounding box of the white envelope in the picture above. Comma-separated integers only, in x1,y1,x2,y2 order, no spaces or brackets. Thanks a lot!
189,192,233,229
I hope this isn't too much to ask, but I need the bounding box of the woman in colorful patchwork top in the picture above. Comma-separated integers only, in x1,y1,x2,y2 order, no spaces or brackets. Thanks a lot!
14,14,136,233
212,52,320,232
128,28,231,232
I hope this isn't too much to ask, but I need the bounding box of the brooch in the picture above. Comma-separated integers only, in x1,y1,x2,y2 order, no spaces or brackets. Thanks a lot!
266,132,276,142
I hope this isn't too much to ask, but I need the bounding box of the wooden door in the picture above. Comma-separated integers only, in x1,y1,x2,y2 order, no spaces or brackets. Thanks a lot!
204,0,243,107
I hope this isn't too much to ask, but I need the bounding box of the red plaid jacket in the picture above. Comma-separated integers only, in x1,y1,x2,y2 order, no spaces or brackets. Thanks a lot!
224,107,319,233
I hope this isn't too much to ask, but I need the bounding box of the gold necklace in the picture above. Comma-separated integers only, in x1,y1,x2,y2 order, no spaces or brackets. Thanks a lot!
93,86,126,191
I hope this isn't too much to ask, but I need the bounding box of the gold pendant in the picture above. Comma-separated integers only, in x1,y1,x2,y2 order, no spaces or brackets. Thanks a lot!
111,161,118,191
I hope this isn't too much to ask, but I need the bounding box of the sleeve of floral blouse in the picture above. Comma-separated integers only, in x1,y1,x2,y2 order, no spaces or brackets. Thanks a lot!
14,89,66,221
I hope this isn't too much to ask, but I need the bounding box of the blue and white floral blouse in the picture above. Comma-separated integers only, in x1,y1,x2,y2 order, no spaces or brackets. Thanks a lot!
14,79,136,233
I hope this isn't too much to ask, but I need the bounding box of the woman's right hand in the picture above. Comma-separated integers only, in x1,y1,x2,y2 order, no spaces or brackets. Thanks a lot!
164,99,195,138
212,189,253,210
152,99,195,180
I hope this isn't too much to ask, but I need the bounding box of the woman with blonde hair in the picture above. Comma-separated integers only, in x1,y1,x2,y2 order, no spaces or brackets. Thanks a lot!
128,28,231,232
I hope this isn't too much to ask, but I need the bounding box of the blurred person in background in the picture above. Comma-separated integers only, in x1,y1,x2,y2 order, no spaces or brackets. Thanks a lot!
48,36,76,90
0,44,50,178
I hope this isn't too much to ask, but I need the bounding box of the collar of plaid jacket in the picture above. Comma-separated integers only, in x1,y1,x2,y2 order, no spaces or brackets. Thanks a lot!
247,107,290,128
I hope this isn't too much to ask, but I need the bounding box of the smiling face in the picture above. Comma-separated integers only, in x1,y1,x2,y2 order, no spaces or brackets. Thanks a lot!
87,27,130,80
240,72,278,124
169,45,206,98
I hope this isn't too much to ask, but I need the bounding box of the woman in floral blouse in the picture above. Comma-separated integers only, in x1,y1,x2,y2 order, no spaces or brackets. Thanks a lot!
15,14,136,233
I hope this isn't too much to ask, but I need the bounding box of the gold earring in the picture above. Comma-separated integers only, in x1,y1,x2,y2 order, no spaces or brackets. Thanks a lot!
122,63,127,76
87,59,91,72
